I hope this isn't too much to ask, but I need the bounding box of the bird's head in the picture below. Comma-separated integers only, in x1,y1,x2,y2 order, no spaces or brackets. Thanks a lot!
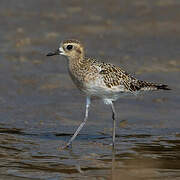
46,39,85,59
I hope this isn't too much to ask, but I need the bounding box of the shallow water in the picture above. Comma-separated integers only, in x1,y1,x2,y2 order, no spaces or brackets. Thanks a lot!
0,0,180,179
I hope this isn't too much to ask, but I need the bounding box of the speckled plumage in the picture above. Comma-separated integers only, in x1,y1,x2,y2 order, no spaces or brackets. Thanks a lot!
47,39,170,149
57,40,170,102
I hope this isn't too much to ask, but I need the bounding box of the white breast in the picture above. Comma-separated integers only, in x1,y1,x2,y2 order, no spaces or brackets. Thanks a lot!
83,75,127,102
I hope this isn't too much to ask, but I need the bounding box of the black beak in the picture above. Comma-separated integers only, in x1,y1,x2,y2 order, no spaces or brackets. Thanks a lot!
46,49,60,56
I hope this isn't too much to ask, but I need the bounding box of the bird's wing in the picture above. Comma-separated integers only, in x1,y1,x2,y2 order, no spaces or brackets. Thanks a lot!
88,58,170,92
95,62,138,92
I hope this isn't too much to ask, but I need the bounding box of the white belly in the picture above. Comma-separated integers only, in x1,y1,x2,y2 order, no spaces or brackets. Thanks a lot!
83,77,127,101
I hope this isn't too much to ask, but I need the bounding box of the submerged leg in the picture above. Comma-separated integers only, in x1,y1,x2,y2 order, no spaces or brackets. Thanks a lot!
62,97,91,149
111,102,116,148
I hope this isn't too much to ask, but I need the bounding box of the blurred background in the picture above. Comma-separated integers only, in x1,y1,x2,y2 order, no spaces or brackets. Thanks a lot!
0,0,180,179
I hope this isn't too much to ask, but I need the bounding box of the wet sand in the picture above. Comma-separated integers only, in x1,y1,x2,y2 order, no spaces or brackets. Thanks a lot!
0,0,180,179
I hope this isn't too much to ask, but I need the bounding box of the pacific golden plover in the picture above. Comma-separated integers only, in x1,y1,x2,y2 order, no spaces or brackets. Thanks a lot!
47,39,170,149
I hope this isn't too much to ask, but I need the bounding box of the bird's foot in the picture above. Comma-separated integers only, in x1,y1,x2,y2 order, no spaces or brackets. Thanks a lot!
59,143,72,150
109,143,115,149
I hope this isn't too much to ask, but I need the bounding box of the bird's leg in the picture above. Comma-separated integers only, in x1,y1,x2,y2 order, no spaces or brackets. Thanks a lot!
110,102,116,148
61,97,91,149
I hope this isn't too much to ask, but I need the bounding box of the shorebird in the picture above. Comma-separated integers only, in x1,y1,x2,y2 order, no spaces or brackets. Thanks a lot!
46,39,170,149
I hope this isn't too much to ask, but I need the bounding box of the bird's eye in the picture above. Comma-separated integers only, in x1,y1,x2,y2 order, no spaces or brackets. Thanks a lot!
66,45,73,50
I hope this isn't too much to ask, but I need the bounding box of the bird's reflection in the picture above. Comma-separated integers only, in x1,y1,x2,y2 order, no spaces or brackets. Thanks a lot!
111,147,116,180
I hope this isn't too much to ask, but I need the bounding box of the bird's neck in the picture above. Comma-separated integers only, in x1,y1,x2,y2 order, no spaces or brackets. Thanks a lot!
66,55,88,87
68,55,85,68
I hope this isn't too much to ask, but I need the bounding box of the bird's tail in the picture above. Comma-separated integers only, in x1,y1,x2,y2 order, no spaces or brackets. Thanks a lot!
138,81,171,91
153,84,171,90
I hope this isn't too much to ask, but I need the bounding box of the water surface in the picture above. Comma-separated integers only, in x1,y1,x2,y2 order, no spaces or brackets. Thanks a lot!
0,0,180,179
